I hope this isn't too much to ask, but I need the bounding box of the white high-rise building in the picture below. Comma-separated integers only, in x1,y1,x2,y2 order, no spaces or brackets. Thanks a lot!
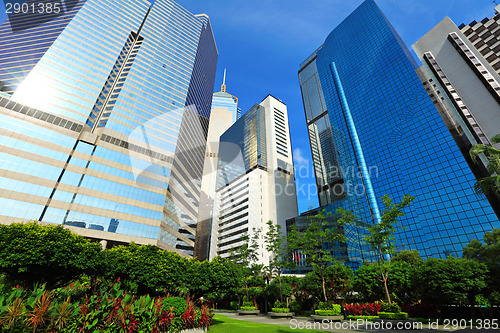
212,95,298,265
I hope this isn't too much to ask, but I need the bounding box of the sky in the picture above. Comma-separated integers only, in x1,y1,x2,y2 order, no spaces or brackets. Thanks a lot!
0,0,497,213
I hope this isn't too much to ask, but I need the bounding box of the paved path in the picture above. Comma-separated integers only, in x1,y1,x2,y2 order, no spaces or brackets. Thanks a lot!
213,311,499,333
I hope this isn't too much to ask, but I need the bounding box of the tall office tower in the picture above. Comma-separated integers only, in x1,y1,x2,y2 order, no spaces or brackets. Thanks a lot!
213,95,298,265
194,71,240,261
297,0,500,262
412,5,500,219
0,0,218,257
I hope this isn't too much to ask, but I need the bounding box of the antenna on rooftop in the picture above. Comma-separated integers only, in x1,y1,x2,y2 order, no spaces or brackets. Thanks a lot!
221,69,227,92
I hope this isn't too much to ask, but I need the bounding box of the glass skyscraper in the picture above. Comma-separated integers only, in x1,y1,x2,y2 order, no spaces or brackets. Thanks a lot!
298,0,500,261
0,0,218,257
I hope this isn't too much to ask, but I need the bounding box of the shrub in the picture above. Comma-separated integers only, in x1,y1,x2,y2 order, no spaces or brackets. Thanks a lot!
315,309,342,316
240,306,256,311
378,312,409,320
273,300,286,308
316,302,341,312
271,307,290,313
380,301,401,313
162,297,187,316
345,302,381,316
316,304,341,315
229,301,239,310
289,300,301,313
242,301,253,307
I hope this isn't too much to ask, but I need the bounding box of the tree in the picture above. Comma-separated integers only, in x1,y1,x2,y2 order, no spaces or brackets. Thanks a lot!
417,257,488,305
463,229,500,304
264,220,294,303
199,257,242,304
338,194,414,305
469,134,500,197
228,228,261,302
100,243,188,295
301,263,352,303
0,222,102,288
353,260,417,303
287,210,347,302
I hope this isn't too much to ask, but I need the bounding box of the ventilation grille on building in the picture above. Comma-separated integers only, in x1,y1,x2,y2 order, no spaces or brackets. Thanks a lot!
274,107,288,157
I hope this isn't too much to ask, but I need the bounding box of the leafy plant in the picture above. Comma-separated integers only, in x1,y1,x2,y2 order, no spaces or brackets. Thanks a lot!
271,307,290,313
380,301,401,313
162,297,187,316
345,302,381,316
378,312,408,319
315,309,341,316
469,134,500,198
240,306,256,311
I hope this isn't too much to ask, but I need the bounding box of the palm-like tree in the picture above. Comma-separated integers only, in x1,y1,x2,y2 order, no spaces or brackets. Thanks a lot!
470,134,500,197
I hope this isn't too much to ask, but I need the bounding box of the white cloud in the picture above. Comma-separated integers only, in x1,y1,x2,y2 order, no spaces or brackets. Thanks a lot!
293,147,307,166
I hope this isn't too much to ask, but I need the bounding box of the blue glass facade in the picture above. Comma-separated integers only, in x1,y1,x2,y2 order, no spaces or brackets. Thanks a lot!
216,104,267,189
0,0,86,94
0,0,218,257
299,0,500,260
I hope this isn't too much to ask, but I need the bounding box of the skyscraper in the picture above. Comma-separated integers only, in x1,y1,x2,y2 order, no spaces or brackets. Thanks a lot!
298,0,499,261
0,0,218,257
195,70,240,261
213,95,298,265
412,5,500,218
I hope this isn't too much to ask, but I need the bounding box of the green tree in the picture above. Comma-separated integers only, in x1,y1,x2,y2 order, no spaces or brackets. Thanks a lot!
463,229,500,304
469,134,500,197
417,257,488,305
300,263,352,303
338,194,414,305
0,222,102,288
287,210,347,302
263,221,294,303
100,243,188,295
228,228,261,302
353,260,417,303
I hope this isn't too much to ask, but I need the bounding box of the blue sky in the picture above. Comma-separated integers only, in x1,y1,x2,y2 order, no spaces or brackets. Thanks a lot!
0,0,496,213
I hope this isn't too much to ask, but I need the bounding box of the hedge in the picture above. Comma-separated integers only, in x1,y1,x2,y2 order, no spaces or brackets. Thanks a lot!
377,312,409,319
271,308,290,313
240,306,257,311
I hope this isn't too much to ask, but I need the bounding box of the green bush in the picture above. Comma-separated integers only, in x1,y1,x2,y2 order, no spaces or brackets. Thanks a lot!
314,304,341,316
230,300,239,310
347,315,378,321
378,312,409,320
162,297,187,316
271,307,290,313
273,300,286,308
289,299,301,313
242,301,253,307
380,301,401,313
240,306,256,311
316,302,341,314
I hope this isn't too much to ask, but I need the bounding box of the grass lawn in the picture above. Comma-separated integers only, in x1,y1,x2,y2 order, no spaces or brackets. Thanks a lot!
208,314,323,333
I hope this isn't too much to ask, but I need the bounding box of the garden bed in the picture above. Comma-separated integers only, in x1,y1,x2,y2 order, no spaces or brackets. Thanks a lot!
268,311,295,319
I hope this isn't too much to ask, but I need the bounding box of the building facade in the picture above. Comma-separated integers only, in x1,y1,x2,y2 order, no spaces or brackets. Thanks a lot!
297,0,500,262
0,0,218,257
195,73,240,261
213,95,298,265
412,5,500,218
